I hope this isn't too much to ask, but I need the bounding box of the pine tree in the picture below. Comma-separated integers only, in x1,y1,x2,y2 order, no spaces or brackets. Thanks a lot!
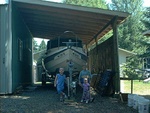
139,7,150,65
108,0,145,53
38,39,46,51
33,39,39,53
107,0,149,78
142,7,150,30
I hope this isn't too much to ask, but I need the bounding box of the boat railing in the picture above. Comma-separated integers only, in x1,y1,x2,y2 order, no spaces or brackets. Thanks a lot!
46,31,82,50
62,39,78,48
58,31,78,49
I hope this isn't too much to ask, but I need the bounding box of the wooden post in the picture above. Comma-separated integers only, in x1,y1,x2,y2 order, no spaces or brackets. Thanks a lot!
131,79,133,94
111,16,120,93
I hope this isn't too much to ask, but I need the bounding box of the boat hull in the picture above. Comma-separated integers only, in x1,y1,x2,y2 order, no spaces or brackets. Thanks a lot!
44,47,87,74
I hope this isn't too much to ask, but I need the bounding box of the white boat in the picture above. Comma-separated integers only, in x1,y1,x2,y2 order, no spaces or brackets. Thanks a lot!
43,37,87,74
39,31,88,85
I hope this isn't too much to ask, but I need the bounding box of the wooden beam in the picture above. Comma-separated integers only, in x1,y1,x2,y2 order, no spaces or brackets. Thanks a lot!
88,16,117,46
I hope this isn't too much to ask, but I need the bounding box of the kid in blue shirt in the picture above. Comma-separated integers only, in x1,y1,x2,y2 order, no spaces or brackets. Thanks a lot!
54,68,68,102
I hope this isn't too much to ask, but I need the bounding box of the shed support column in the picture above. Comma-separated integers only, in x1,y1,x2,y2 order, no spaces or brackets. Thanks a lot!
0,0,12,94
95,38,99,73
0,5,8,94
112,16,120,93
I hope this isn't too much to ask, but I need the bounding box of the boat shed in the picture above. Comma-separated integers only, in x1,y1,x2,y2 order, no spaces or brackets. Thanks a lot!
0,0,129,94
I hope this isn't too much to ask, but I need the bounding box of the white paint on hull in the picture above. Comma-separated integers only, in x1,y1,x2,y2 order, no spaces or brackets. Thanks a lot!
44,47,87,73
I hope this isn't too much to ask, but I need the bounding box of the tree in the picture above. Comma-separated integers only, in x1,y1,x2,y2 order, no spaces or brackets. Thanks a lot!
33,38,39,53
108,0,146,53
107,0,149,79
142,7,150,29
139,7,150,68
63,0,107,9
38,39,46,51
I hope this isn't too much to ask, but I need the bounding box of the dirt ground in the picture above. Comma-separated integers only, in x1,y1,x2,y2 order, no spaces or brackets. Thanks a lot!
0,84,139,113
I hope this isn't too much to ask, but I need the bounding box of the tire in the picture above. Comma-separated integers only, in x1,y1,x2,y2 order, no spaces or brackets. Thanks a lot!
42,72,46,86
42,80,46,86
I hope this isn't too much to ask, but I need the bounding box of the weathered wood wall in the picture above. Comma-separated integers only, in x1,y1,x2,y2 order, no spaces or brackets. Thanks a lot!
89,36,114,74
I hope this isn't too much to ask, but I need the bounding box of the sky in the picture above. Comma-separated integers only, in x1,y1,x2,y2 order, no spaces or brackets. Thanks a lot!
143,0,150,7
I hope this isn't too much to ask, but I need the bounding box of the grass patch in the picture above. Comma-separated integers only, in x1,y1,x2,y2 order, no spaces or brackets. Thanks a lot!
121,80,150,95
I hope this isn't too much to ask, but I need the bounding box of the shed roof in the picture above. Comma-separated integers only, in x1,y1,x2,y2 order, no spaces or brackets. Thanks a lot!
13,0,129,45
119,48,136,56
143,30,150,36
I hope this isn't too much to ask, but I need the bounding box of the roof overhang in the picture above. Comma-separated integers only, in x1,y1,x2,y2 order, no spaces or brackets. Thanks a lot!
12,0,129,45
119,48,136,56
143,30,150,36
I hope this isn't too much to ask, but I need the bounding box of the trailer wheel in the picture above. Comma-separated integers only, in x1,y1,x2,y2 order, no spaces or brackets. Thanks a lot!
42,72,46,86
72,88,76,97
42,80,46,86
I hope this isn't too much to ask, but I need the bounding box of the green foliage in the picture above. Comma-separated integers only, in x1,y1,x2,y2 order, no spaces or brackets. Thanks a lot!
137,7,150,59
122,66,138,79
121,56,143,79
109,0,146,52
33,39,39,53
63,0,107,9
107,0,150,79
38,40,46,51
33,39,47,54
142,7,150,29
109,0,143,13
108,0,145,51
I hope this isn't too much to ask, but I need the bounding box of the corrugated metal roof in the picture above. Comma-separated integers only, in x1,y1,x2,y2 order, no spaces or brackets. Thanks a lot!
12,0,129,45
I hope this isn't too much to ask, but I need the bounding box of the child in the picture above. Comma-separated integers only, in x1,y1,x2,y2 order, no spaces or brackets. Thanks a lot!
81,78,91,103
54,68,68,102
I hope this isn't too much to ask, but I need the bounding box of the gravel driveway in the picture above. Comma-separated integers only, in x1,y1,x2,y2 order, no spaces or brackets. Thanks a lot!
0,84,138,113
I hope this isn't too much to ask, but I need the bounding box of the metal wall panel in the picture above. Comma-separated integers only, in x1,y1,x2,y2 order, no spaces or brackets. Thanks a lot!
0,4,12,94
0,5,7,94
